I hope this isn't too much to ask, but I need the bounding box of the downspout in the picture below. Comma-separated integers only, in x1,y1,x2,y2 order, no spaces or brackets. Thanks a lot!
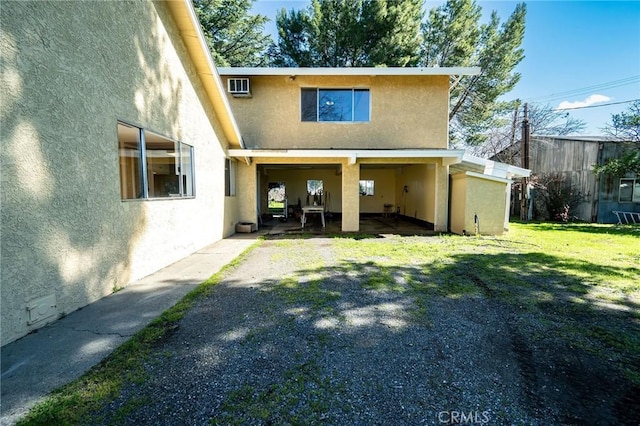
447,174,452,233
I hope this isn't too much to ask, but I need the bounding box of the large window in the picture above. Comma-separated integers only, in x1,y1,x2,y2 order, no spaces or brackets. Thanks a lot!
301,88,370,122
118,122,194,200
619,178,640,202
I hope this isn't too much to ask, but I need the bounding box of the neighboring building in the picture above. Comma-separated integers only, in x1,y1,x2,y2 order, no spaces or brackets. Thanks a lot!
1,1,527,346
494,136,640,223
218,68,528,236
0,0,244,345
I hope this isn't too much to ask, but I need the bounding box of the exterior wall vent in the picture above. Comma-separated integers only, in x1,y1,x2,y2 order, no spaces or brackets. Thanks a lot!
227,78,251,97
26,294,58,326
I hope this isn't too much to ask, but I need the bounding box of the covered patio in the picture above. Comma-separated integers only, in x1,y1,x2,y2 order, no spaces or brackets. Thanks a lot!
259,214,437,237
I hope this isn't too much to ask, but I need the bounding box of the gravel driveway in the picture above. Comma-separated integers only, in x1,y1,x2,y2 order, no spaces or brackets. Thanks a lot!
88,236,637,425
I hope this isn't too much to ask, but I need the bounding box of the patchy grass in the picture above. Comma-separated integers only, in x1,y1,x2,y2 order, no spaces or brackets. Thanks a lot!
328,222,640,383
211,361,344,425
17,241,262,426
18,223,640,423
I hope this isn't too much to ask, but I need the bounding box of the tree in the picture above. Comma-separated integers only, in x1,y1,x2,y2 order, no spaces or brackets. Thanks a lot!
270,0,423,67
593,148,640,177
471,102,585,162
421,0,526,146
603,99,640,143
530,172,584,222
594,100,640,177
194,0,272,67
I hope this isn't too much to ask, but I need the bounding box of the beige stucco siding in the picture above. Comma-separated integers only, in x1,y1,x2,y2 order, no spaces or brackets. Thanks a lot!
450,174,468,235
359,169,396,213
395,164,437,224
450,173,509,235
225,75,449,149
1,1,232,345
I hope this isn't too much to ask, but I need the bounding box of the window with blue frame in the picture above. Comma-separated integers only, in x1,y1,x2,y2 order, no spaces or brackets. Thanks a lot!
301,88,370,122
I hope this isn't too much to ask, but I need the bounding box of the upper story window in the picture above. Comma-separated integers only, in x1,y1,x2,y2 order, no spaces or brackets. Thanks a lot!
117,122,194,200
301,88,370,122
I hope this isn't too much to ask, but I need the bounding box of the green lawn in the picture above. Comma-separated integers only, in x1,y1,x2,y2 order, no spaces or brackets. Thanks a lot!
268,201,284,209
18,223,640,425
330,222,640,382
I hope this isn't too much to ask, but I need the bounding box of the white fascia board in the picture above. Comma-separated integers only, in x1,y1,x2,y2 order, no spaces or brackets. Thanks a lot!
179,1,245,148
464,171,512,184
218,67,481,77
227,149,465,160
461,153,530,179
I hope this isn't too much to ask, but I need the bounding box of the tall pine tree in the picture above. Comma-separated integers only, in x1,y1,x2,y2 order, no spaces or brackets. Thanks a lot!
421,0,526,145
194,0,272,67
270,0,423,67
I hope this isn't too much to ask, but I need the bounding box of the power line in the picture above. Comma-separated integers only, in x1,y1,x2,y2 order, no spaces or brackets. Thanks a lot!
525,75,640,103
555,98,638,111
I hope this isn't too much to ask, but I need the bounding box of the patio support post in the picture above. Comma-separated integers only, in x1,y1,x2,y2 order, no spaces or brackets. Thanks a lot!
434,160,449,232
341,161,360,232
237,161,258,226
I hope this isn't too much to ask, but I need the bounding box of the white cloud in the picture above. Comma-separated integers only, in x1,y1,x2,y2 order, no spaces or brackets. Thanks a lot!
557,94,612,110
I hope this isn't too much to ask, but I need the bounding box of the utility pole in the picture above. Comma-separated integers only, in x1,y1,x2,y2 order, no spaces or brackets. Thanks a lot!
520,103,530,221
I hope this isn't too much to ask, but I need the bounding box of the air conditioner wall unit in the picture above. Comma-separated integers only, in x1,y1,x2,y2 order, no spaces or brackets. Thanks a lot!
227,78,251,97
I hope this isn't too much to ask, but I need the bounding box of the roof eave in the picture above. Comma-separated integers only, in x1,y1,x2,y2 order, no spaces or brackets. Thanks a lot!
165,0,244,148
461,153,531,179
218,67,481,77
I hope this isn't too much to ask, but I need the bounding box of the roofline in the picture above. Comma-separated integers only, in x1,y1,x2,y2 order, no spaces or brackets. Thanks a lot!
228,148,465,159
530,135,632,143
228,148,529,178
457,171,512,184
228,148,465,166
165,0,244,148
218,67,481,77
462,153,530,178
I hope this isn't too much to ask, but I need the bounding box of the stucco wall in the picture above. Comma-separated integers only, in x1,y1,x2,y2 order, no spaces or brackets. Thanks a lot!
395,164,437,224
359,169,396,213
450,173,508,235
466,176,508,235
450,174,467,235
224,75,449,149
1,1,230,345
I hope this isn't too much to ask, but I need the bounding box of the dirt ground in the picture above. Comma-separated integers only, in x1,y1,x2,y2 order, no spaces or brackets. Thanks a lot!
89,236,640,425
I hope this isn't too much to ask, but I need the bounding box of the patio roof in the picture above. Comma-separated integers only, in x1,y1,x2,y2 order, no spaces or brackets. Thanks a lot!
227,149,530,179
228,148,464,166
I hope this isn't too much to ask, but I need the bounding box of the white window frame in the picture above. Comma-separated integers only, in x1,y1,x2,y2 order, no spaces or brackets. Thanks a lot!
227,78,250,95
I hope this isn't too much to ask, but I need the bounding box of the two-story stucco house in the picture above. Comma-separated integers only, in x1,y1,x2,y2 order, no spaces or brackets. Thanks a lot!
218,67,529,235
1,0,527,346
0,0,245,346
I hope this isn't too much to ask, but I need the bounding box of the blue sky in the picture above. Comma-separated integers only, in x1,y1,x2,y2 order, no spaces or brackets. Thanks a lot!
251,0,640,135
